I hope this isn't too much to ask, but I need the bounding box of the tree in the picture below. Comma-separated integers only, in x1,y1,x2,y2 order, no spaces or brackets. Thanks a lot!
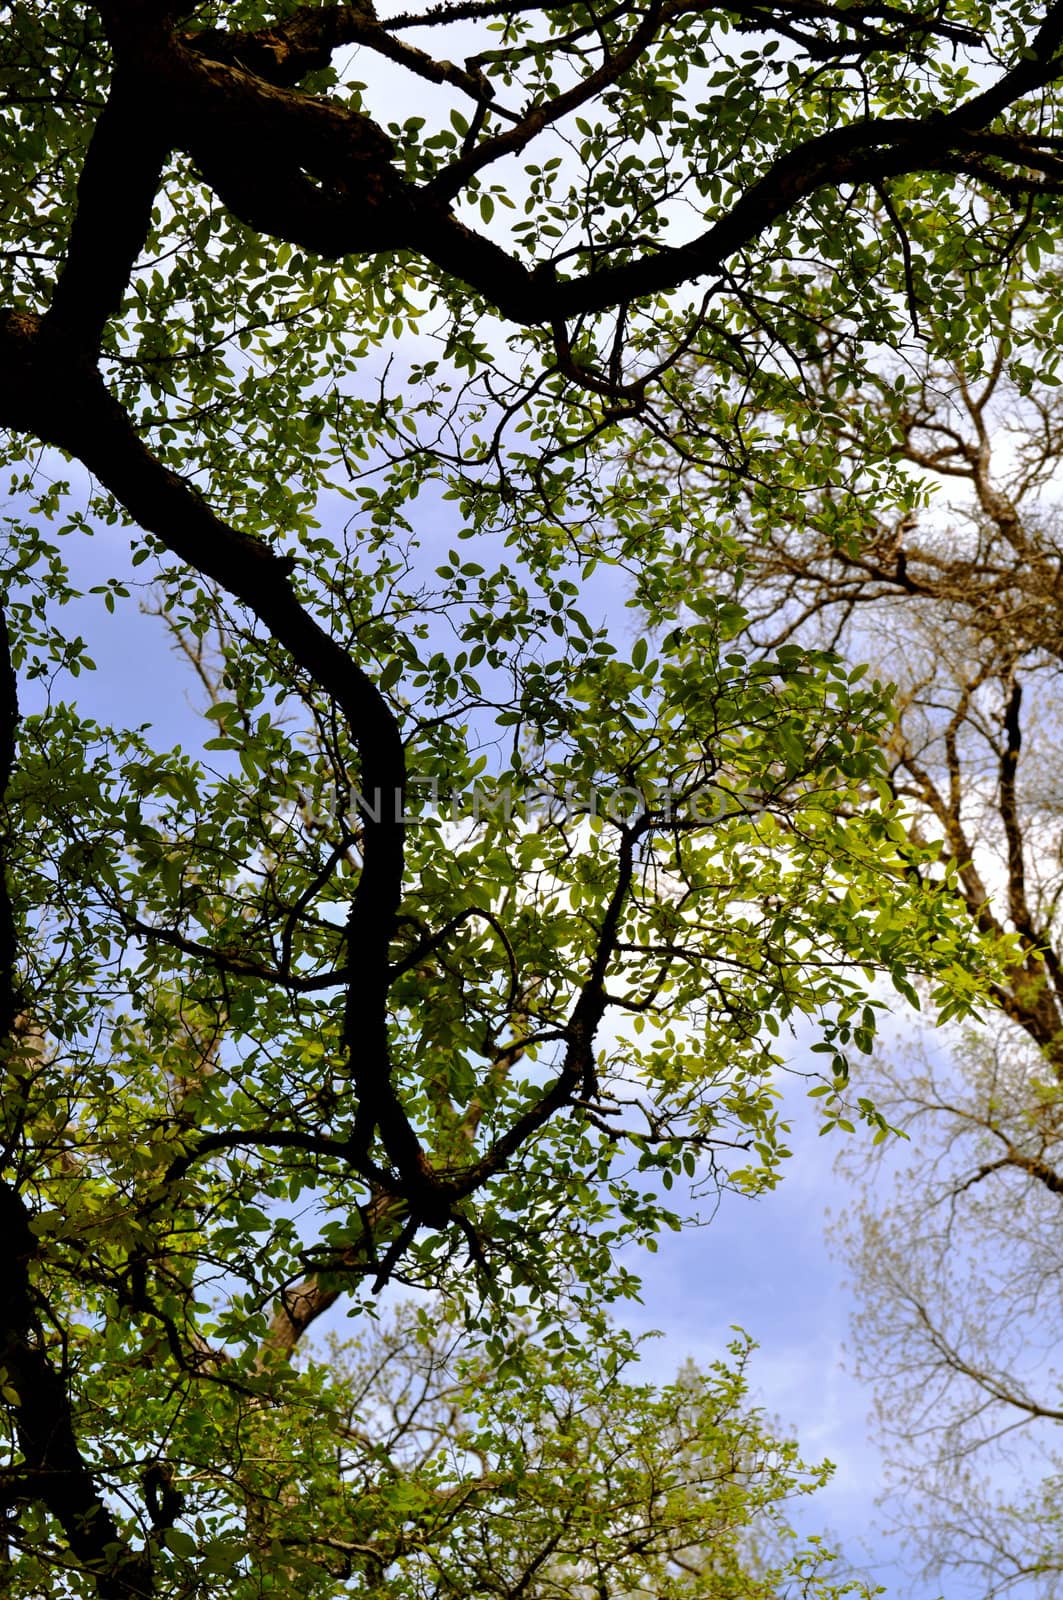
160,1301,872,1600
3,1,1063,1594
656,262,1063,1596
834,346,1063,1600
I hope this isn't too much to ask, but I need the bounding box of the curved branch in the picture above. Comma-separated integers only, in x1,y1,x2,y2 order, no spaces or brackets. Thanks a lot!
90,0,1063,337
125,913,348,992
163,1125,353,1188
0,310,425,1185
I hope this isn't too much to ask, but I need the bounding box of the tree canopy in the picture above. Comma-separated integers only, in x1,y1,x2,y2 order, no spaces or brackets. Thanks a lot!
5,1,1063,1595
752,309,1063,1600
640,216,1063,1595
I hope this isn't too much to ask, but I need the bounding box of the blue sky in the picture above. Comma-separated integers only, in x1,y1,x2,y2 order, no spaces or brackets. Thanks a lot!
624,1064,931,1597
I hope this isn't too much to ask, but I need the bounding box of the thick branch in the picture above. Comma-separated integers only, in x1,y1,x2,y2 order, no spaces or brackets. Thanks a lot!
0,605,19,1042
999,677,1036,942
44,70,168,354
92,1,1063,333
256,1190,401,1362
0,311,427,1186
0,1182,154,1598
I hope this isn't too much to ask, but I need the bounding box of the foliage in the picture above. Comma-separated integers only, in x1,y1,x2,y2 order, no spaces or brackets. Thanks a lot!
4,0,1063,1594
8,1296,878,1600
650,233,1063,1596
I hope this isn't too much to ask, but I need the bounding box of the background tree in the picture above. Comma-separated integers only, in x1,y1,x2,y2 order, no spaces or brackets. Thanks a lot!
653,256,1063,1597
6,1,1063,1595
